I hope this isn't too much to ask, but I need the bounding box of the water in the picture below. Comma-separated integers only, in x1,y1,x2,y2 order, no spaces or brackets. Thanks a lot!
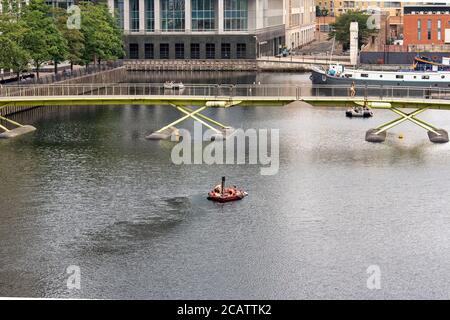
1,72,450,299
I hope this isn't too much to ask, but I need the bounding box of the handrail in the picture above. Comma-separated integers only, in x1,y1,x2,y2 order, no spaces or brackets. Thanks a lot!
1,83,449,101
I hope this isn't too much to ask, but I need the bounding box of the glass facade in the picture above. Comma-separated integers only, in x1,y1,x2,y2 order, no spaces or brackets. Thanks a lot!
224,0,248,31
161,0,185,31
417,19,421,41
438,19,442,41
114,0,125,30
192,0,215,31
45,0,74,9
145,0,155,31
130,0,140,31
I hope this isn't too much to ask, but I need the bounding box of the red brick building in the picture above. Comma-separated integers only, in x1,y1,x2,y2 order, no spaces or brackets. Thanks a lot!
403,5,450,47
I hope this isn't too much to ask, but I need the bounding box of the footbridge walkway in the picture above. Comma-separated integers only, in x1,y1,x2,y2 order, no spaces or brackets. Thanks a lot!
2,83,450,142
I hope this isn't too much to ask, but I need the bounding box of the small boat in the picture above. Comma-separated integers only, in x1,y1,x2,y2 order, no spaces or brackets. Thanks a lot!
163,81,184,90
207,177,248,203
346,107,373,118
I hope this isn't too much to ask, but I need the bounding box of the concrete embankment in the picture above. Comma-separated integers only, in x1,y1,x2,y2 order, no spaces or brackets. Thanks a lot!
123,58,353,72
124,59,258,72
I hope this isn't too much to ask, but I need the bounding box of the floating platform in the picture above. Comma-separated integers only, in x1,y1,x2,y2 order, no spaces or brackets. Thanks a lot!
146,127,180,141
428,129,449,143
365,128,387,143
0,125,36,139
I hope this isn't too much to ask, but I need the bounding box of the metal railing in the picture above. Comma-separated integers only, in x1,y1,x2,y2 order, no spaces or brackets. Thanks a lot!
1,61,124,86
1,83,450,101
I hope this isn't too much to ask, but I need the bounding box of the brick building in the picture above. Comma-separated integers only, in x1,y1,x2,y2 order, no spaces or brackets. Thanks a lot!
403,5,450,47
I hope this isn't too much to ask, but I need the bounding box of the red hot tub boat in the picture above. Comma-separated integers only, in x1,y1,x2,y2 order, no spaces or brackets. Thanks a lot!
207,177,248,203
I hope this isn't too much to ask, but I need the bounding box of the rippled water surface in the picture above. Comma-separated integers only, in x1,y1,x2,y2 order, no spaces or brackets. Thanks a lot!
1,73,450,299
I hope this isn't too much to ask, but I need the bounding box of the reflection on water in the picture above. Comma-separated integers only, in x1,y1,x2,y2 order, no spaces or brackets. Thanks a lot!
1,72,450,299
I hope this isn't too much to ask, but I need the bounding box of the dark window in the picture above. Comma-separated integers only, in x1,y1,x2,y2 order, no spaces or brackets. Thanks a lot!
144,43,154,59
160,43,169,59
129,43,139,59
361,74,369,78
130,0,140,31
442,75,445,79
175,43,185,59
422,75,430,79
236,43,246,59
191,43,200,59
396,75,404,79
206,43,215,59
221,43,231,59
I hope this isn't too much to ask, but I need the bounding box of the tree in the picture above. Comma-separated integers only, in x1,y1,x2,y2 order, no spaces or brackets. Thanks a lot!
316,5,322,17
328,11,378,51
79,1,124,67
22,0,68,78
0,1,31,82
53,8,85,72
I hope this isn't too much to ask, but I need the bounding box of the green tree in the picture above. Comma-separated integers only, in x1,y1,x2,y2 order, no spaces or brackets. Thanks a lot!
22,0,68,78
79,1,124,67
316,5,322,17
52,8,85,72
0,1,30,82
328,11,378,50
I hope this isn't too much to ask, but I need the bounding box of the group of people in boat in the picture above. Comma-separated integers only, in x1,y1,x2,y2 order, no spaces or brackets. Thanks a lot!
207,177,248,202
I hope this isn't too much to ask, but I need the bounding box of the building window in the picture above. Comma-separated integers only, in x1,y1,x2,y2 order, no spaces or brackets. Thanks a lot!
206,43,215,59
236,43,246,58
417,19,421,41
175,43,185,59
438,19,442,41
114,0,125,29
160,43,169,59
161,0,185,31
145,0,155,31
144,43,154,59
427,19,432,40
129,43,139,59
190,43,200,59
130,0,140,31
192,0,215,31
224,0,248,31
221,43,231,59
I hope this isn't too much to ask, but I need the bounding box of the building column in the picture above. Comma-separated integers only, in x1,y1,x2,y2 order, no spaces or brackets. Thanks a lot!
124,0,130,32
185,0,191,32
218,0,224,32
107,0,114,15
139,0,145,32
155,0,161,32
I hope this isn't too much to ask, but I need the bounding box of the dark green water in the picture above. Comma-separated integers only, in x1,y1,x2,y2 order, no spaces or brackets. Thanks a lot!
1,73,450,299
